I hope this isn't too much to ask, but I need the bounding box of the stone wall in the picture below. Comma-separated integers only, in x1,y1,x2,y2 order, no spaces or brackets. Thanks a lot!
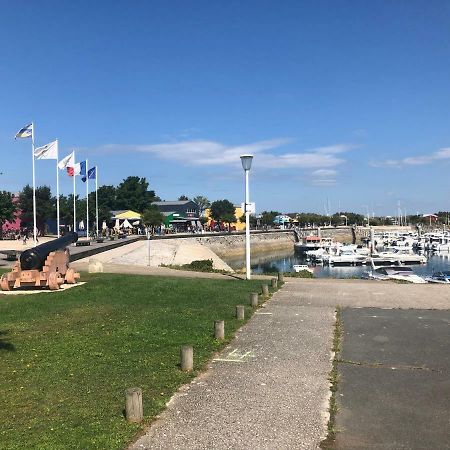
194,231,296,258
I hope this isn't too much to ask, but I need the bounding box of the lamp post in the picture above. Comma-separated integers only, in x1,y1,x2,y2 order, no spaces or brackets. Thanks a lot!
240,154,253,280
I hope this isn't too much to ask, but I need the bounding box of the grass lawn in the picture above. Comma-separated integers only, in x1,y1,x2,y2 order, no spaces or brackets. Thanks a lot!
0,272,266,449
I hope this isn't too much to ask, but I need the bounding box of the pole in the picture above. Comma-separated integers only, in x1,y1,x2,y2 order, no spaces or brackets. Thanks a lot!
56,139,60,237
245,168,251,280
95,166,99,237
31,122,37,244
86,159,89,240
73,153,76,233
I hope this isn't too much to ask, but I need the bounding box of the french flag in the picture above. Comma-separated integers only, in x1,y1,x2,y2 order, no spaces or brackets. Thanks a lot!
67,163,81,177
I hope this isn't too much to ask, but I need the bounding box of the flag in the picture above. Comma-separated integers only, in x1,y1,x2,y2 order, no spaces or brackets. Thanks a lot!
58,152,74,170
80,161,87,181
87,167,96,180
34,140,58,160
15,123,33,139
67,163,81,177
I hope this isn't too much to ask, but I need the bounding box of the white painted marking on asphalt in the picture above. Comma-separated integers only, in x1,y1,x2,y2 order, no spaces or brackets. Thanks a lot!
213,349,256,363
255,312,273,315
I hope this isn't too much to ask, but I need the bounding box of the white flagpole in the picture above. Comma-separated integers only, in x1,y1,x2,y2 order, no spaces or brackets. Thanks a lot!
86,159,89,240
95,166,99,237
31,122,37,244
73,152,76,233
56,139,60,238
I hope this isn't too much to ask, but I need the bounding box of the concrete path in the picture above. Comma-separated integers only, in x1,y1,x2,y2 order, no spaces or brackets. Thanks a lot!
130,280,336,450
129,278,450,450
332,308,450,450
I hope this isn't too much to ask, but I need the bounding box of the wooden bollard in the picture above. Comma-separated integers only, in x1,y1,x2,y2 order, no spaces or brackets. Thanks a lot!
250,292,258,308
271,278,278,289
278,272,284,283
214,320,225,340
125,387,143,423
262,284,269,297
236,305,245,320
180,345,193,371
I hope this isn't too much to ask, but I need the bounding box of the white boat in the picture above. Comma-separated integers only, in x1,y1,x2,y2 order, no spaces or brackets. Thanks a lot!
363,266,427,283
323,249,367,265
370,248,427,265
292,264,314,274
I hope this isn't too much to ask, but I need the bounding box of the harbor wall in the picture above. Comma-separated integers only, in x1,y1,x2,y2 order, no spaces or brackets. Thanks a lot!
194,231,296,258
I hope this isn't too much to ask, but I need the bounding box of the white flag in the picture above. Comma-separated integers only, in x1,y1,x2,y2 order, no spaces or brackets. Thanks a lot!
58,151,74,170
34,140,58,160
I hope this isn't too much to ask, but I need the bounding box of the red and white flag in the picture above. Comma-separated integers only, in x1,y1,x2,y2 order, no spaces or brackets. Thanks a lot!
67,163,81,177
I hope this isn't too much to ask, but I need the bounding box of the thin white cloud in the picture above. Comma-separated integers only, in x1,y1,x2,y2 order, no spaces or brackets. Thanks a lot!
309,169,337,186
371,147,450,168
98,139,355,170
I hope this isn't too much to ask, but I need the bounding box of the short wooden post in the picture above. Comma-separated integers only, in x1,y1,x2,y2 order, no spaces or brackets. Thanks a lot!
236,305,245,320
262,284,269,297
125,387,143,423
214,320,225,340
271,278,278,289
278,271,284,283
180,345,193,371
250,292,258,308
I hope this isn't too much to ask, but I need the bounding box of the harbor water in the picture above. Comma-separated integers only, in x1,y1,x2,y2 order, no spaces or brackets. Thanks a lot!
224,249,450,278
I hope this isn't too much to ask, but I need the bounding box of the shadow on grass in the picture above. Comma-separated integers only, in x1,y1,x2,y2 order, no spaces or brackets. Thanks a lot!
0,330,15,351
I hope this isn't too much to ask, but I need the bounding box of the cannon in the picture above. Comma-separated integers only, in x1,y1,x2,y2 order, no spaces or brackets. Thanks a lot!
1,232,80,291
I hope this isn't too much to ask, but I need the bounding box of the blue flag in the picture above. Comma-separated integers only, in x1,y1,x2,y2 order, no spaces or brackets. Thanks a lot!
80,161,87,182
88,167,96,180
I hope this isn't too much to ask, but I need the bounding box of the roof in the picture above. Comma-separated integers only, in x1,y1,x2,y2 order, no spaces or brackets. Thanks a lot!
112,210,142,220
152,201,192,206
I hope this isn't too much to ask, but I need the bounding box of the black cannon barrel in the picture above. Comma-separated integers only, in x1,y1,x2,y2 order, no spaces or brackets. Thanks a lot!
20,232,78,270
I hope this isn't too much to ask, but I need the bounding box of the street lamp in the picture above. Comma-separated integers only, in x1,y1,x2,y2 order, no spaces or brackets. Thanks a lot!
240,154,253,280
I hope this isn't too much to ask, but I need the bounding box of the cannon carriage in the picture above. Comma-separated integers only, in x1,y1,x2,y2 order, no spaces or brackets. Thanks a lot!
1,232,80,291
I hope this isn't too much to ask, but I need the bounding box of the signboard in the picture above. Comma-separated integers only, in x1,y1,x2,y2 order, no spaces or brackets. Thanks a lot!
241,202,256,214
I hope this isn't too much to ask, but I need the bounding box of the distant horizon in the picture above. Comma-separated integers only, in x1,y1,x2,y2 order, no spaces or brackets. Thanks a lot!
1,1,450,216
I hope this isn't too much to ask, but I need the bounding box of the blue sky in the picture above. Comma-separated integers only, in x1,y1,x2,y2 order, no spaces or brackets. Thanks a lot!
1,1,450,216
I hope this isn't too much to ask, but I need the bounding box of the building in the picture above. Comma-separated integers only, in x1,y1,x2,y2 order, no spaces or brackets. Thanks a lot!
152,201,201,231
152,201,199,218
204,205,246,231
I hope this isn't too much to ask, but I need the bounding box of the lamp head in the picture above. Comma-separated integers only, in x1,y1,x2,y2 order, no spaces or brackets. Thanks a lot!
240,154,253,171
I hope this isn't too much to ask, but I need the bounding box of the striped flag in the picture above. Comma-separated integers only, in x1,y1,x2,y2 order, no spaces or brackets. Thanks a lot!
15,123,33,139
58,152,74,170
67,163,81,177
34,140,58,160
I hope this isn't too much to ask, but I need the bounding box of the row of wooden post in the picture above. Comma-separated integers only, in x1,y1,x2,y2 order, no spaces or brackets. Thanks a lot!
124,272,284,423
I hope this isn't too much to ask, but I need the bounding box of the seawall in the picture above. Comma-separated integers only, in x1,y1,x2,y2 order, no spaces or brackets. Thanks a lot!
194,230,296,258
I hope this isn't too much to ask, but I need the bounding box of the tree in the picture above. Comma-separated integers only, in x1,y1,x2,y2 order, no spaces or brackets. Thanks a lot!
178,195,189,201
96,185,117,210
141,205,164,234
192,195,211,217
260,211,280,226
18,185,55,234
210,199,236,231
115,176,158,212
0,191,18,235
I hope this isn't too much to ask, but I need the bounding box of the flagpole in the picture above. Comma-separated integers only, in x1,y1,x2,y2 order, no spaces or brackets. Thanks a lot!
31,122,37,244
56,139,60,238
73,152,76,233
86,159,89,240
95,166,99,237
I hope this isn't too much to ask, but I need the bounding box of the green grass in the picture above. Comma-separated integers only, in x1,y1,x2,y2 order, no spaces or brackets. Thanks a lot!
0,273,264,449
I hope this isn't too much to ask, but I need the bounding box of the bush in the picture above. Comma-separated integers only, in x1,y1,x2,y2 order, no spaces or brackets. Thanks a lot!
287,270,314,278
182,259,214,272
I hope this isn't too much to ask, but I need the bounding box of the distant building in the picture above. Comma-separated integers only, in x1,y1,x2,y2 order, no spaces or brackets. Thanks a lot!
152,200,199,218
152,201,201,231
204,205,245,231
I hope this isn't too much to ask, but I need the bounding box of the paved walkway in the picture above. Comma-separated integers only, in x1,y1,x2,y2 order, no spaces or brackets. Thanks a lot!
129,279,450,450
